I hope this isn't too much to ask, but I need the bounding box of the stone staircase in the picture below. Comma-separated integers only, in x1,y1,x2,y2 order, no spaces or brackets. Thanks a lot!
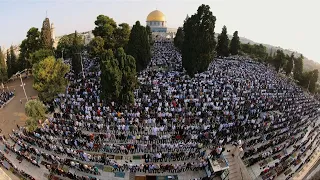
223,145,253,180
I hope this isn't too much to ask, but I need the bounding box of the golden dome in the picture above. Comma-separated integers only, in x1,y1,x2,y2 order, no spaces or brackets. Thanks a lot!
147,10,166,22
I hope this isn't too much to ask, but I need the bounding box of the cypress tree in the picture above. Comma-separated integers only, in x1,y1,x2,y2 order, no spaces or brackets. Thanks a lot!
216,25,230,57
0,47,6,81
10,46,18,75
229,31,240,55
284,53,294,75
41,18,53,49
182,4,216,76
100,50,122,102
71,31,82,76
272,50,286,72
6,50,12,78
174,27,184,51
127,21,151,72
293,54,304,81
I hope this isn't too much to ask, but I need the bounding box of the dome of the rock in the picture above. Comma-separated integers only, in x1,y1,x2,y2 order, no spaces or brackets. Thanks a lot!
147,10,166,22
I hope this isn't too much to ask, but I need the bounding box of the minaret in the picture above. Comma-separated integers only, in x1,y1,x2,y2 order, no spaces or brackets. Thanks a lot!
51,23,55,41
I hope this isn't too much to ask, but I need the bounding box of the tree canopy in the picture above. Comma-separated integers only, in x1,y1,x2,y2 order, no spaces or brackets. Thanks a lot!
216,25,230,57
41,18,53,49
24,99,47,132
25,99,47,120
174,27,184,51
87,36,106,59
272,49,286,72
30,49,54,65
240,43,268,61
126,21,151,72
33,56,70,102
284,53,294,75
100,48,137,104
145,25,153,45
293,54,304,81
229,31,240,55
7,46,18,78
0,47,7,82
92,15,130,50
182,4,216,76
56,32,84,59
71,31,83,76
19,27,43,69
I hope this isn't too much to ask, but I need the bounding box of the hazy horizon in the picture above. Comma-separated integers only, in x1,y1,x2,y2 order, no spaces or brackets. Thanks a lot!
0,0,319,62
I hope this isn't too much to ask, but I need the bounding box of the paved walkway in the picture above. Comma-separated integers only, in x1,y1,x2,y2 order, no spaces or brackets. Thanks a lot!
224,145,252,180
0,168,11,180
293,147,320,180
0,77,38,136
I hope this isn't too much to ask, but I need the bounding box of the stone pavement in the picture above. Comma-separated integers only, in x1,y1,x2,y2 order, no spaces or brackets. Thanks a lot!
0,76,38,136
223,145,252,180
0,167,11,180
293,147,320,180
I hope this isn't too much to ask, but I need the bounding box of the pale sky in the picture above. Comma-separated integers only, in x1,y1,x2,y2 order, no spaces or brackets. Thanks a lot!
0,0,319,62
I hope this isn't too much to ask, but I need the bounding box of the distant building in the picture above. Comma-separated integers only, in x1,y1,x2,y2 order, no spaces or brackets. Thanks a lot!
146,10,177,40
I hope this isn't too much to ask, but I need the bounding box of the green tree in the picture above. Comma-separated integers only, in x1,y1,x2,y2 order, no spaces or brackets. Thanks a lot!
216,25,230,57
240,43,268,61
284,53,294,75
56,32,84,59
19,27,43,69
0,47,7,82
127,21,151,72
307,69,319,93
182,4,216,76
100,50,122,102
41,18,53,49
229,31,240,55
145,25,153,44
71,31,83,76
10,46,18,75
293,54,304,81
100,48,137,104
92,15,117,49
88,36,106,59
30,49,54,65
114,23,130,49
25,99,47,120
25,118,38,132
116,48,137,104
272,49,286,72
33,56,70,102
174,27,184,51
6,50,12,78
92,15,131,50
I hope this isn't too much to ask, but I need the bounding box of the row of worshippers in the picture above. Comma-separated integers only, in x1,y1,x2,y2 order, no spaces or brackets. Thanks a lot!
2,41,320,179
0,91,14,107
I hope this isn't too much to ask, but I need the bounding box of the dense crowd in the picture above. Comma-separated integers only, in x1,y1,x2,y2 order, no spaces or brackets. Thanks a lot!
0,91,14,108
0,40,320,180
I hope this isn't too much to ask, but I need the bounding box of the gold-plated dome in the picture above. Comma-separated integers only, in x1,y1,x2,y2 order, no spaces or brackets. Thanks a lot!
147,10,166,22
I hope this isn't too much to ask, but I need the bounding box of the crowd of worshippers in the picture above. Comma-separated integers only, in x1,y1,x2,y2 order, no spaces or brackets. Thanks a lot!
0,91,14,108
1,40,320,180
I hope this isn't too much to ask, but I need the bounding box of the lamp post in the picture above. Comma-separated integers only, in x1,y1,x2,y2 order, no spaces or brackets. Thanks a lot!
62,48,64,60
16,71,28,101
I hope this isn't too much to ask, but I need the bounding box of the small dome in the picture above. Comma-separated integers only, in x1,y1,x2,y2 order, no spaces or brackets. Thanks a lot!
147,10,166,22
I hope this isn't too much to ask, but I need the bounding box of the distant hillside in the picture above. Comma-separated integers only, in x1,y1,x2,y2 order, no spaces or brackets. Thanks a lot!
234,35,320,72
